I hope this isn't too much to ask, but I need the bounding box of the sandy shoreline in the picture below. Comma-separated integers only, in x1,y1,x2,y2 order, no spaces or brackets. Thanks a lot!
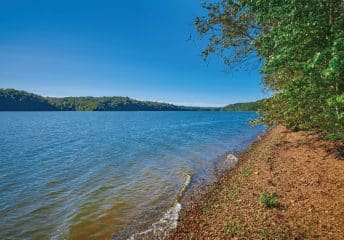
170,125,344,239
117,133,262,240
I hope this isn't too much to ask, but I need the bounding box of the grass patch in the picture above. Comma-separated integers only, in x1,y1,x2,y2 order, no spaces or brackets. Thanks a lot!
200,205,211,213
211,185,220,194
249,145,257,152
240,167,254,177
226,220,243,236
226,181,240,202
227,189,239,202
260,191,280,208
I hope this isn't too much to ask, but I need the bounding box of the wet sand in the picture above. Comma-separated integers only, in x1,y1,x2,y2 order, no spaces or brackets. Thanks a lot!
170,125,344,239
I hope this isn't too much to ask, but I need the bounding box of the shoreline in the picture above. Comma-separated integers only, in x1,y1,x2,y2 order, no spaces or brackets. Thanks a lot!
170,125,344,239
118,130,264,240
121,136,262,240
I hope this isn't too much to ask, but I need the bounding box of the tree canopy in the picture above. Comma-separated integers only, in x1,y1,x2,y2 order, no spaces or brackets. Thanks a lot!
197,0,344,140
221,101,261,111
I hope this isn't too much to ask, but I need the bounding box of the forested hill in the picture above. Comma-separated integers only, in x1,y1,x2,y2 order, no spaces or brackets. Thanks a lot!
0,89,208,111
0,89,260,111
0,89,56,111
221,101,261,111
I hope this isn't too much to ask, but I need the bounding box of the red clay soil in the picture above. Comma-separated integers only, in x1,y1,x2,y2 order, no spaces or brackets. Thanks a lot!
170,125,344,239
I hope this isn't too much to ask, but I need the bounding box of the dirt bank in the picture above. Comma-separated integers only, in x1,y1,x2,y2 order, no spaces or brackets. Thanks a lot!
170,125,344,239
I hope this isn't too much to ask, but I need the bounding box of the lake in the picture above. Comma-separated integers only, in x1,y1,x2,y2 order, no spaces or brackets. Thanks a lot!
0,111,264,239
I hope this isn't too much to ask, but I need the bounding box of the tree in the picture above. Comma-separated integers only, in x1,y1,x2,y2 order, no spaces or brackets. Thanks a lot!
197,0,344,140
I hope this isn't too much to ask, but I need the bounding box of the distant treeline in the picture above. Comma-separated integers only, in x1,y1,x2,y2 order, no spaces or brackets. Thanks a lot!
0,89,260,111
221,101,261,112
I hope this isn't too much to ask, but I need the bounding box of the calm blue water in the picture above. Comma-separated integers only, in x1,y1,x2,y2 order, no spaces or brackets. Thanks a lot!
0,111,264,239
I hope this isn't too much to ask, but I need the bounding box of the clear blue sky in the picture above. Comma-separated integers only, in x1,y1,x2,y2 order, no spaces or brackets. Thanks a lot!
0,0,266,107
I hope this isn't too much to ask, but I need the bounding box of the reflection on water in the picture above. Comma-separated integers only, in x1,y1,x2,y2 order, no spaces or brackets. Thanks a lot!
0,111,264,239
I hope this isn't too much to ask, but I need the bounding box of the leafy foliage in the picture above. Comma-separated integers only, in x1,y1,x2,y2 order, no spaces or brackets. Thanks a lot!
197,0,344,140
260,191,280,208
222,100,261,111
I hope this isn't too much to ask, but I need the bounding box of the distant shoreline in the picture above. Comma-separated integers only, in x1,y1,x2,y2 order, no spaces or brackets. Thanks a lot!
0,88,260,112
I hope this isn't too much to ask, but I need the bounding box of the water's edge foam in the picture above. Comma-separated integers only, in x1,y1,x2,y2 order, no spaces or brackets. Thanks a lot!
127,153,239,240
126,132,262,240
128,175,191,240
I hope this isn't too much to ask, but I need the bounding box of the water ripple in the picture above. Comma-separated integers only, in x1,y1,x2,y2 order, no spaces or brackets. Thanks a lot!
0,111,264,239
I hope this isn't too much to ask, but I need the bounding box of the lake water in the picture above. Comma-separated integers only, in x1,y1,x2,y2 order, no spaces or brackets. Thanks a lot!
0,112,264,239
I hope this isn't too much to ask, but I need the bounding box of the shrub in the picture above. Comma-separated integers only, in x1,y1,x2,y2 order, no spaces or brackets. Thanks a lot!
260,191,280,208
